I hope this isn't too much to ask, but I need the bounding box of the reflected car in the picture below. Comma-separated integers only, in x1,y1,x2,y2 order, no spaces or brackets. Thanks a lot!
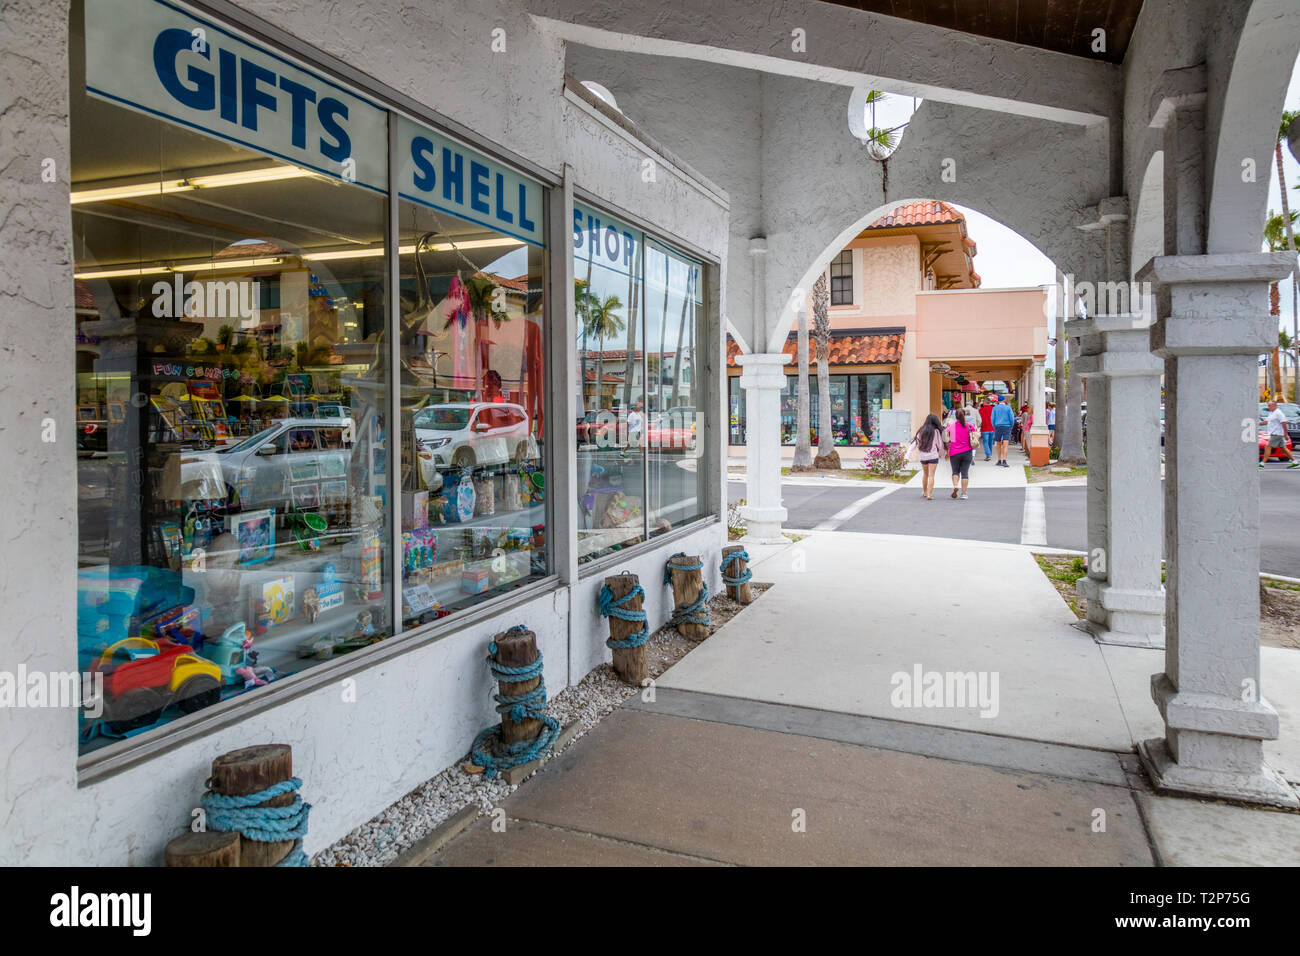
414,402,535,470
178,417,353,511
649,407,696,450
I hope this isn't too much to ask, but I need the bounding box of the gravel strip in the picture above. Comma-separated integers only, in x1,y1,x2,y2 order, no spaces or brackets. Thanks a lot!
311,583,769,866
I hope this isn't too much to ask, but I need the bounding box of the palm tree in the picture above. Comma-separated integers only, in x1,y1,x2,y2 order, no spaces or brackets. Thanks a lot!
1275,110,1299,400
792,304,813,470
811,273,836,467
1264,209,1297,398
217,324,235,350
585,294,625,412
575,279,593,414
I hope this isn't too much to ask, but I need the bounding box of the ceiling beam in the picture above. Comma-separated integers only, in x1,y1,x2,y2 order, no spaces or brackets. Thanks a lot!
528,0,1118,126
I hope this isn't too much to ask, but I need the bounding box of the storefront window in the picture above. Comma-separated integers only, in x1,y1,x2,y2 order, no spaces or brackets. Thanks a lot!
72,0,394,753
573,202,645,561
728,377,746,445
645,238,705,536
771,373,893,446
573,203,707,559
394,115,549,625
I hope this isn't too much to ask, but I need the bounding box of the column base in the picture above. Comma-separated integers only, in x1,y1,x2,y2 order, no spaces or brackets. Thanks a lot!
1138,737,1298,808
1075,577,1164,648
740,505,787,544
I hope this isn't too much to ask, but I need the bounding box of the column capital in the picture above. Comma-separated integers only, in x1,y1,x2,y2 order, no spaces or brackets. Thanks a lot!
1135,252,1293,287
737,351,792,388
1070,317,1163,378
748,237,768,256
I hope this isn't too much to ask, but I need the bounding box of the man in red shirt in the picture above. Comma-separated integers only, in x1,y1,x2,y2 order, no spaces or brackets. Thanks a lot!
978,398,996,461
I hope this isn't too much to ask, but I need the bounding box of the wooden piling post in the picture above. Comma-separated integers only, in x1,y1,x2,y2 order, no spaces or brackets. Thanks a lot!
209,744,297,867
494,627,541,745
667,553,710,642
722,545,754,604
164,830,242,867
604,573,648,685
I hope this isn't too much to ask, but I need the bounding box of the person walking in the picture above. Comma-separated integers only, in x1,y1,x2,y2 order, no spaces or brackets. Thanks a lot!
978,397,995,461
907,413,948,500
1046,402,1057,446
990,395,1015,467
1020,404,1033,455
947,406,980,498
1260,400,1300,468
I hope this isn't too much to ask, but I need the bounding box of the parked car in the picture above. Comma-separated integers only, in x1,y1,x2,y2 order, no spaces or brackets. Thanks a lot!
177,417,353,512
576,409,617,446
648,407,696,450
414,402,535,470
1259,426,1294,461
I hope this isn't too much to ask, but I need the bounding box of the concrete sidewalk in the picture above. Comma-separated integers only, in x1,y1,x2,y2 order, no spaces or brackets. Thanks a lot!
905,442,1030,489
418,530,1300,867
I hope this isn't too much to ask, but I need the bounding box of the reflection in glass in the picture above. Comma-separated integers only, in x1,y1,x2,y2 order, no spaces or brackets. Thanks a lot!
396,201,548,627
71,21,391,753
574,208,644,562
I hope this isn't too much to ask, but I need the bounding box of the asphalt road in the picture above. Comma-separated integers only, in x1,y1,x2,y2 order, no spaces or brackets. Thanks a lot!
728,467,1300,577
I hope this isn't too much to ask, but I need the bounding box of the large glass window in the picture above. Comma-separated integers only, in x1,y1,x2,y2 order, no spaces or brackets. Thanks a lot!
394,191,548,627
773,373,893,446
645,238,705,536
71,3,392,753
573,202,707,561
69,0,551,754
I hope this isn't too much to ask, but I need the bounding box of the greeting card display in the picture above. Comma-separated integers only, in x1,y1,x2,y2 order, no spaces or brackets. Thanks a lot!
252,575,295,631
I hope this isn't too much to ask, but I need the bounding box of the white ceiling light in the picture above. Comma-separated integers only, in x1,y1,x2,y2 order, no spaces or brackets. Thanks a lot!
71,166,315,205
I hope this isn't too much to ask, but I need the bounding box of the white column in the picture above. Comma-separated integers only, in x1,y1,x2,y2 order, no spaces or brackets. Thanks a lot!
1027,358,1051,464
1072,315,1164,646
1137,252,1297,807
738,352,792,543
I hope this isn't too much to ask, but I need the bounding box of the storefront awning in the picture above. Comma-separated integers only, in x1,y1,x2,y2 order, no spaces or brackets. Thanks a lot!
726,329,905,368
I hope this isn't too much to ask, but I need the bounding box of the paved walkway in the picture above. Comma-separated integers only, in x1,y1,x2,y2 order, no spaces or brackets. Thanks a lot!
420,531,1300,866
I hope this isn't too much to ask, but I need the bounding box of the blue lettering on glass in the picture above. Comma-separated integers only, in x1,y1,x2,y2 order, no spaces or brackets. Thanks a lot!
623,232,634,267
239,58,278,131
469,161,490,214
278,75,316,150
442,148,463,204
604,226,620,261
218,48,237,123
572,208,584,248
587,215,601,255
494,173,513,225
153,28,213,110
410,136,436,191
317,98,350,161
149,27,357,172
518,183,535,233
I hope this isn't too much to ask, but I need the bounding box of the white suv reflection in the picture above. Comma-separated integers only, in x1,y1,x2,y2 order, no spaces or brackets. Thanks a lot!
414,402,535,470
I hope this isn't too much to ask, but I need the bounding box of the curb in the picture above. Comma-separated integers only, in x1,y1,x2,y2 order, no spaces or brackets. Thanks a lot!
390,803,479,867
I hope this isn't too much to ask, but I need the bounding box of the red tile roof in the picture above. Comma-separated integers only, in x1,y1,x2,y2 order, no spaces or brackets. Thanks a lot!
726,331,904,368
868,200,966,229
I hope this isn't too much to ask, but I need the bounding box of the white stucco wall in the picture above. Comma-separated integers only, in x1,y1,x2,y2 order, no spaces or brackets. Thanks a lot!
0,0,728,865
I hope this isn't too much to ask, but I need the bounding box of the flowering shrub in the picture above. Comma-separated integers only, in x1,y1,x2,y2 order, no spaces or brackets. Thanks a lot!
860,443,908,478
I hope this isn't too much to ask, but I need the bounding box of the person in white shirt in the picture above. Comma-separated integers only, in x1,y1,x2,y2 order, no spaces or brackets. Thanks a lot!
1261,401,1299,468
626,403,644,448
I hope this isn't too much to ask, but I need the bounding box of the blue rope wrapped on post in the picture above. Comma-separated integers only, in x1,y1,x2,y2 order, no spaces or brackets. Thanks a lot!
201,777,311,866
721,549,753,587
599,580,649,649
664,552,711,630
469,627,561,779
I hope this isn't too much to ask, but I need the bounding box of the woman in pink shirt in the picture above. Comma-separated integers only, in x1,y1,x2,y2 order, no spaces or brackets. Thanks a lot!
947,407,980,499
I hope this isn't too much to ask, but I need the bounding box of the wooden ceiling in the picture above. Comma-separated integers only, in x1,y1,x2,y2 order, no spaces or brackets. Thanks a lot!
818,0,1144,63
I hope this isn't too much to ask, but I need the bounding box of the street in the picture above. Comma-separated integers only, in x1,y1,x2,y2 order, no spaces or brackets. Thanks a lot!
729,466,1300,577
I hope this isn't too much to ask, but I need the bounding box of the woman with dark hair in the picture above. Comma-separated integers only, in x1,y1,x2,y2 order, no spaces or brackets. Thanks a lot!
947,406,980,499
907,413,948,500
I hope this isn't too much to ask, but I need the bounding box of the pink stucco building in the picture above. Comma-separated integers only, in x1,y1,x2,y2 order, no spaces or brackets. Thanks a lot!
727,200,1051,463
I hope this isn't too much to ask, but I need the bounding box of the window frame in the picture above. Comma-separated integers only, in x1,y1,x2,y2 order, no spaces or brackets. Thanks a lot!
829,249,854,306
